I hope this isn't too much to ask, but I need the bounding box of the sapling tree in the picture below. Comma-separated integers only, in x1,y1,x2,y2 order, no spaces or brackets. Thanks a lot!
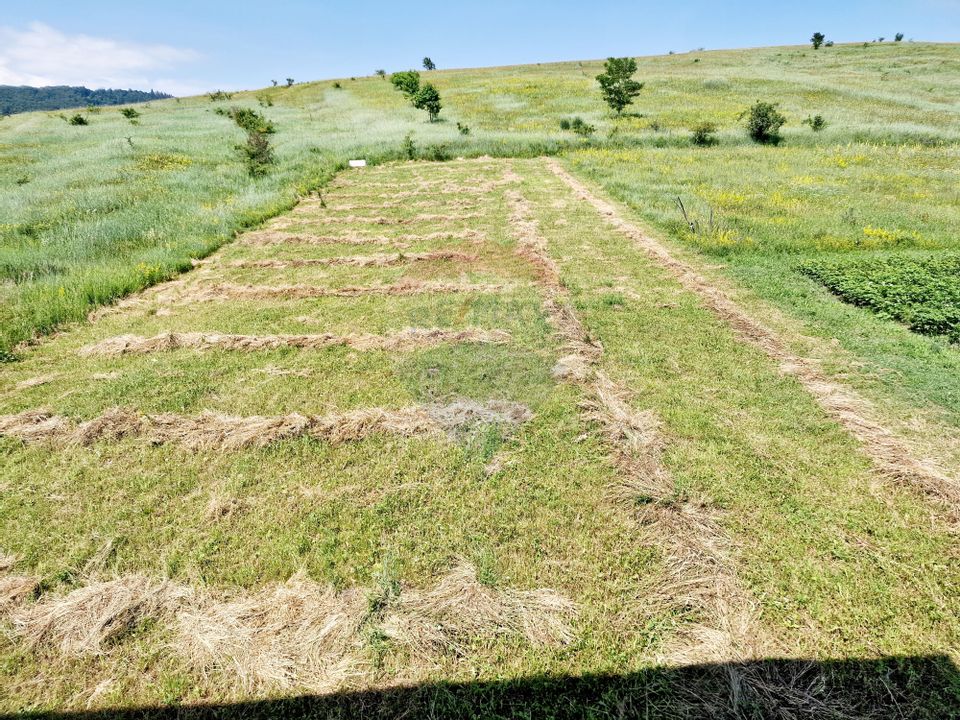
285,78,294,87
423,57,436,70
811,32,826,49
895,33,904,42
596,57,644,115
742,101,786,144
412,83,442,122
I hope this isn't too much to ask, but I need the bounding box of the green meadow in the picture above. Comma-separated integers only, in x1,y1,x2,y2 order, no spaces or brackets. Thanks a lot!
1,40,959,715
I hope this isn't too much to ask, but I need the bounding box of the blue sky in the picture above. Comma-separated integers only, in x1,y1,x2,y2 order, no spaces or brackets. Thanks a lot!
1,1,957,95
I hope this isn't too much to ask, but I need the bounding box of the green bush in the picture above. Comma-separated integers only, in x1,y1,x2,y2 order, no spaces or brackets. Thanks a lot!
800,253,960,341
457,122,470,135
390,70,421,96
119,107,140,120
596,57,644,115
742,101,786,144
224,107,275,134
895,33,905,42
423,57,436,71
208,90,233,101
811,32,826,49
68,114,88,126
803,114,826,131
691,121,718,146
239,132,275,177
559,118,571,130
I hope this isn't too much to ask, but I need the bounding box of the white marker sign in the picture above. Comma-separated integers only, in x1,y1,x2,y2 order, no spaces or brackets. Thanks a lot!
348,159,367,168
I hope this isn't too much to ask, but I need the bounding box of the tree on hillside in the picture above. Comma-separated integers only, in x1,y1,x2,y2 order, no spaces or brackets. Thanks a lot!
271,79,278,86
412,83,442,122
390,70,421,96
895,32,904,42
285,78,295,87
596,57,643,115
742,101,786,144
811,32,826,49
375,69,387,78
423,57,436,70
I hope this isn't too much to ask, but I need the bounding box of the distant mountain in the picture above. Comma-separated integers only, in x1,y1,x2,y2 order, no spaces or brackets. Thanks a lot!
0,86,173,115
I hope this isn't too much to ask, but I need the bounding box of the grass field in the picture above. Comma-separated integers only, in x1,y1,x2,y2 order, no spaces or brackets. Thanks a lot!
2,40,960,716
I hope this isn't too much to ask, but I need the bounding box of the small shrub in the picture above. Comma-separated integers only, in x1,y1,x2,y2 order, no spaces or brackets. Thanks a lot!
423,57,436,71
271,79,278,87
742,101,786,144
68,114,88,126
333,81,342,89
390,70,421,96
425,143,450,161
569,117,595,136
256,95,273,107
16,176,29,186
412,83,442,122
803,114,827,131
402,133,416,159
208,90,233,101
456,122,470,135
86,106,101,114
596,57,644,115
895,33,904,42
559,118,571,130
691,121,717,146
825,40,834,47
240,132,275,176
119,107,140,120
811,32,826,49
285,78,295,87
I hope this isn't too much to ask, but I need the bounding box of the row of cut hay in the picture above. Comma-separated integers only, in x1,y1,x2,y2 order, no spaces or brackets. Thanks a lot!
4,563,575,694
294,198,484,212
266,213,483,231
241,229,487,247
506,181,765,670
180,280,511,303
546,158,960,517
0,400,532,451
220,250,477,270
80,327,511,357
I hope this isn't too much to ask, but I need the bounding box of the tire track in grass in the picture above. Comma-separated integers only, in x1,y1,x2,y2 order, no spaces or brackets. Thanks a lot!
546,158,960,519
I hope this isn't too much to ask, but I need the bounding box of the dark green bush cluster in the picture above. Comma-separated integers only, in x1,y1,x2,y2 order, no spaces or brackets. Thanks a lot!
119,107,140,120
216,106,276,176
803,114,826,131
208,90,233,101
559,117,595,136
219,106,276,134
800,253,960,341
390,70,421,96
742,101,786,143
68,113,88,126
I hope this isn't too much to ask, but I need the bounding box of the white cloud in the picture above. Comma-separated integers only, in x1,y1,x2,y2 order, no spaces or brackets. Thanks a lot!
0,22,201,94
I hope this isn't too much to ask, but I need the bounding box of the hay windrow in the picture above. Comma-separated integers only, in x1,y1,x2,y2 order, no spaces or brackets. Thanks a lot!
1,575,40,613
181,281,510,303
11,575,189,656
222,250,477,269
14,374,57,391
177,573,368,692
296,199,482,212
546,158,960,512
80,328,510,357
381,563,577,659
309,213,483,226
241,230,410,247
241,229,486,247
0,400,532,450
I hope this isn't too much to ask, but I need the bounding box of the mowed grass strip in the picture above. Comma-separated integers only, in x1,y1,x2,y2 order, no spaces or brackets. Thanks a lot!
516,158,960,666
0,160,676,708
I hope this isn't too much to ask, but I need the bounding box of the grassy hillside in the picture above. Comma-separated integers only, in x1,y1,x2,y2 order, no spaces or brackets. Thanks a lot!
3,40,960,714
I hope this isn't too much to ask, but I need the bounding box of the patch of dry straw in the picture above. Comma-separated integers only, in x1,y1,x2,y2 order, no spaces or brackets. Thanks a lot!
80,328,510,357
0,400,532,450
222,250,476,269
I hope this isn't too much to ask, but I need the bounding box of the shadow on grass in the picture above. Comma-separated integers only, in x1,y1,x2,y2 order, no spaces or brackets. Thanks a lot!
6,655,959,719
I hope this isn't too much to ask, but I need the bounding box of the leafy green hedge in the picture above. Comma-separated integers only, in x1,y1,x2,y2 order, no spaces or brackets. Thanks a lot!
800,253,960,342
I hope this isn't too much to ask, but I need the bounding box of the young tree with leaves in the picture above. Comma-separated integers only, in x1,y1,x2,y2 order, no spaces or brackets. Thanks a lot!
423,57,436,70
596,57,643,115
811,32,826,49
412,83,442,122
390,70,421,96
